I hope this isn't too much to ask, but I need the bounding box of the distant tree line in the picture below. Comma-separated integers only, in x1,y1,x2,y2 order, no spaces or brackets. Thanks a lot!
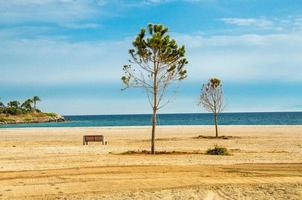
0,96,41,115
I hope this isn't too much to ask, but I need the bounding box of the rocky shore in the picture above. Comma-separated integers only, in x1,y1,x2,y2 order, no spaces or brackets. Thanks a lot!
0,113,65,125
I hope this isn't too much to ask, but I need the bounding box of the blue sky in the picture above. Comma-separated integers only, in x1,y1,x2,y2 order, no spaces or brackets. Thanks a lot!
0,0,302,115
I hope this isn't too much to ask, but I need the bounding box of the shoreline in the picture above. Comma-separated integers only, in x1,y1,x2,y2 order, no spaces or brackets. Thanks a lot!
2,111,301,128
1,124,302,129
0,114,65,125
63,111,302,116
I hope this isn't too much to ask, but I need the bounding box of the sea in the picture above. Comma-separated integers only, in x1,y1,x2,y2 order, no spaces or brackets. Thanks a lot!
0,112,302,128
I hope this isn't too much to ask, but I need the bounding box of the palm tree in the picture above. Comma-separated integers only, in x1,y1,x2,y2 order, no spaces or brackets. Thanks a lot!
0,101,4,113
32,96,41,110
21,99,33,111
0,100,4,108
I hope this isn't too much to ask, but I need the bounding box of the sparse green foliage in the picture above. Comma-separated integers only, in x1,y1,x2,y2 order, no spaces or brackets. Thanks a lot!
206,145,230,155
21,99,33,111
122,24,188,154
199,78,224,137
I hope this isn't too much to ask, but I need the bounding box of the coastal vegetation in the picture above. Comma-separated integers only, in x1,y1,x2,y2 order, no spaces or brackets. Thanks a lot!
0,96,64,124
206,145,230,155
122,24,188,154
199,78,224,137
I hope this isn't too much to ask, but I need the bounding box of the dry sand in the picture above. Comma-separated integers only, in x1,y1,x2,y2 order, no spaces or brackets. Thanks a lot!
0,125,302,199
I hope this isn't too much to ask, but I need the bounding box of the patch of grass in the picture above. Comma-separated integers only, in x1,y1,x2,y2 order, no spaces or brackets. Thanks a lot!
206,145,231,156
0,117,15,123
0,117,6,122
113,150,203,155
24,118,33,122
194,135,240,140
45,113,58,118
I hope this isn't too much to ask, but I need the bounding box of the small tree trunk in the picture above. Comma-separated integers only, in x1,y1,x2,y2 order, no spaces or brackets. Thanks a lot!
151,107,157,154
214,113,218,137
151,58,158,155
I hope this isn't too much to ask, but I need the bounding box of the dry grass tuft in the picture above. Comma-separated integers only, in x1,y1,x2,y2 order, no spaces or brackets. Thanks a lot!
112,150,204,155
194,135,240,140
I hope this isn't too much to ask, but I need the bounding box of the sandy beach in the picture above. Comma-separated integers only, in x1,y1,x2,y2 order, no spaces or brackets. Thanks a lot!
0,125,302,199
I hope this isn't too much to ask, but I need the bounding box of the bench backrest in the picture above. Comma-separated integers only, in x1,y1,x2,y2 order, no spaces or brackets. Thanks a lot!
84,135,104,142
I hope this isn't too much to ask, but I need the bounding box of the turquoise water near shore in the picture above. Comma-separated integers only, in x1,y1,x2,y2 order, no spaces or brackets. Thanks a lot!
1,112,302,128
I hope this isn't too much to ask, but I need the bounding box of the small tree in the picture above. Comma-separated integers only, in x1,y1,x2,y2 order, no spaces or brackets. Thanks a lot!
7,101,20,108
122,24,188,154
32,96,41,110
199,78,224,137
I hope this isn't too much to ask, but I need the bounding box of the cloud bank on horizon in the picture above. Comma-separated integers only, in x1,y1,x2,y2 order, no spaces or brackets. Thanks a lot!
0,0,301,114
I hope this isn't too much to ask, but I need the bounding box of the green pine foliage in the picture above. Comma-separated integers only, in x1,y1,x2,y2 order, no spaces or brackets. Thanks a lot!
121,24,188,154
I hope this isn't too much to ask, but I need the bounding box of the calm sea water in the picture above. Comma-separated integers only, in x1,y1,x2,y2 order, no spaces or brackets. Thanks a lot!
0,112,302,128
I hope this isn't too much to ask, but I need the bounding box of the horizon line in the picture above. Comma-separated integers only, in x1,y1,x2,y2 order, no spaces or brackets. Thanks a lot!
63,110,302,116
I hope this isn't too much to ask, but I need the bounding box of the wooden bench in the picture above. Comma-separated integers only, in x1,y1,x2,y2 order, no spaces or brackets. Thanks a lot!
83,135,107,145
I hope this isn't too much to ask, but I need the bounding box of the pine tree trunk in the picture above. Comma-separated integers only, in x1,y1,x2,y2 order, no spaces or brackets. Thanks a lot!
151,58,158,155
151,107,157,154
214,113,218,137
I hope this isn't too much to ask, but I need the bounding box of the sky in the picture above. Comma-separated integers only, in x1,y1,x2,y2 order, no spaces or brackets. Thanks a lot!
0,0,302,115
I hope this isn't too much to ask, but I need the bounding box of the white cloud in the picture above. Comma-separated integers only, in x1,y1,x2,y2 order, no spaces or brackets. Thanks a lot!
61,23,102,29
174,32,302,82
0,38,131,85
221,18,273,28
1,13,302,87
0,0,107,25
221,16,302,32
1,30,302,87
144,0,169,3
128,0,213,7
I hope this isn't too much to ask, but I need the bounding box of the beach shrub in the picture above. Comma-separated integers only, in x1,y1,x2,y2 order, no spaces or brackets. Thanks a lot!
0,117,6,122
206,145,230,155
0,117,15,123
4,107,24,115
24,118,33,122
